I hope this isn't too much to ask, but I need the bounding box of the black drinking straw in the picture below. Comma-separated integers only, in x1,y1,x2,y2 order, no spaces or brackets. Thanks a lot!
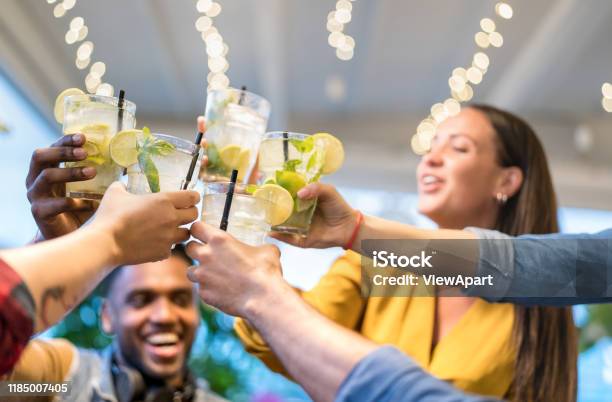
116,90,127,175
282,131,289,162
117,89,126,132
182,131,204,190
219,169,238,231
238,85,247,105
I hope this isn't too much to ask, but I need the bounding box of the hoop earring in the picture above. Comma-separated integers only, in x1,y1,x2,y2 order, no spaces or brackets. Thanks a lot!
496,192,508,205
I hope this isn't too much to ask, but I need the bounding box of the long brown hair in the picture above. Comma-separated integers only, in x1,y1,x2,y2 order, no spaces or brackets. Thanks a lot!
471,104,577,402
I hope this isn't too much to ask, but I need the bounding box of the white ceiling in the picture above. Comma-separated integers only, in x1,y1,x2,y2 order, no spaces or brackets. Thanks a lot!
1,0,612,209
3,0,612,119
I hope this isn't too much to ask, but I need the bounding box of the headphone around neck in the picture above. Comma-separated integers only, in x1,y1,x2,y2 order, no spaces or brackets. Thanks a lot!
110,346,196,402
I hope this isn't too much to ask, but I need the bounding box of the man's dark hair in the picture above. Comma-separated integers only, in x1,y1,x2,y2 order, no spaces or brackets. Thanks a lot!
98,243,194,297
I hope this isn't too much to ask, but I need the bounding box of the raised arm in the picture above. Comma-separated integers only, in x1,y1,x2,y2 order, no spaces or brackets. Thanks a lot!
186,222,497,402
271,183,479,276
272,183,612,305
271,182,475,250
1,182,199,333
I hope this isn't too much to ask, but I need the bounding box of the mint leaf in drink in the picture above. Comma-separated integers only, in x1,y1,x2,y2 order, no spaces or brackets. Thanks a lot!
138,133,153,150
148,138,175,156
207,143,220,168
307,152,318,171
283,159,301,172
142,126,153,140
134,131,174,192
309,171,322,184
289,137,314,154
302,136,314,153
289,139,304,153
138,151,160,193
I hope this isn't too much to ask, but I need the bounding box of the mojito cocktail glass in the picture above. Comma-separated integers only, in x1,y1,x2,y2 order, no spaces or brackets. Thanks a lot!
257,132,326,236
202,182,272,246
63,94,136,199
127,133,201,194
202,87,270,183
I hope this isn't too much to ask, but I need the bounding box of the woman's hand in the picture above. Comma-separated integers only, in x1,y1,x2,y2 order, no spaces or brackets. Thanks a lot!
271,183,358,249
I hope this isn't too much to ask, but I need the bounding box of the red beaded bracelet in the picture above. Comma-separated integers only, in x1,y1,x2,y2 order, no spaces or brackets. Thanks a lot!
343,210,364,250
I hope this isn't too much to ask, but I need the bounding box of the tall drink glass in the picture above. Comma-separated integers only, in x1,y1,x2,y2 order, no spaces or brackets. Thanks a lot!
202,182,272,246
202,87,270,183
257,132,326,236
63,94,136,199
127,133,200,194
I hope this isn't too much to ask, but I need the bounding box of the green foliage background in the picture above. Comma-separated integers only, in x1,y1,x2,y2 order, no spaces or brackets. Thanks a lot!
579,305,612,351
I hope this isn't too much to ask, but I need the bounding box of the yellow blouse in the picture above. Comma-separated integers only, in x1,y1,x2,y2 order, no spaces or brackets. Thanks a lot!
235,251,516,398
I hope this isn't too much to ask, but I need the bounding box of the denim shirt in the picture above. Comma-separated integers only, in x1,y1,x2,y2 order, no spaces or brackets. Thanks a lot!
336,346,499,402
336,228,612,402
63,347,226,402
466,227,612,305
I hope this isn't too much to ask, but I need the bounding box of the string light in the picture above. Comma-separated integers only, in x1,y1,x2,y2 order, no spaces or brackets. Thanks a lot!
326,0,356,61
473,52,490,70
412,2,513,154
48,1,114,96
195,1,230,91
488,31,503,48
602,82,612,113
495,2,514,20
480,18,496,33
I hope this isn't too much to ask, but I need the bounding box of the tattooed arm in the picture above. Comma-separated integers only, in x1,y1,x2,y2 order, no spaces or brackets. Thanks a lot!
0,183,199,332
2,227,115,332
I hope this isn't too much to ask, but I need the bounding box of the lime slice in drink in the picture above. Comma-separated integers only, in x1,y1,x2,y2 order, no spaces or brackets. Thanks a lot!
78,123,111,147
83,141,100,157
236,148,251,181
313,132,344,175
219,144,242,167
67,123,111,164
254,184,294,226
86,155,107,165
219,144,251,179
109,129,142,167
275,170,307,198
78,123,111,135
54,88,85,124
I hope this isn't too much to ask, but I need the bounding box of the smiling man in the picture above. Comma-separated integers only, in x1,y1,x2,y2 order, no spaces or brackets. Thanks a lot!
98,246,203,400
6,245,225,402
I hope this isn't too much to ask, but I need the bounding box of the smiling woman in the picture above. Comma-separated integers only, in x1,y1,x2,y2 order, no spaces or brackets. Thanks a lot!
236,104,578,402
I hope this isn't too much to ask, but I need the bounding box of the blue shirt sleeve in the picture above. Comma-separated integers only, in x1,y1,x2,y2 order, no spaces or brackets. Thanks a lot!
463,227,514,301
335,346,499,402
465,228,612,305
